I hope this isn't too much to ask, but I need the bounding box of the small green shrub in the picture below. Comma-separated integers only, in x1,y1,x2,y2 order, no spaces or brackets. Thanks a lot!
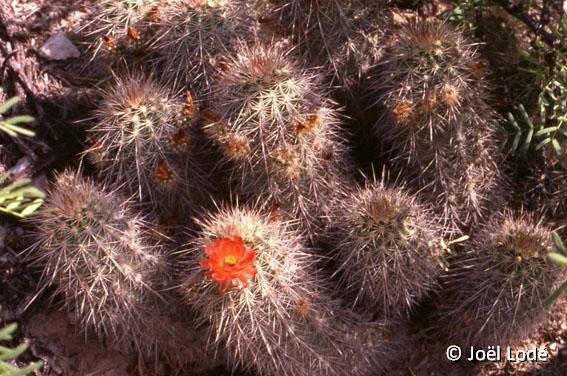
0,306,43,376
0,95,44,218
545,232,567,307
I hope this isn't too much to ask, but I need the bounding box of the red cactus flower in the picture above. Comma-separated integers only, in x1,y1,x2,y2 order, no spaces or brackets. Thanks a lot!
200,235,257,292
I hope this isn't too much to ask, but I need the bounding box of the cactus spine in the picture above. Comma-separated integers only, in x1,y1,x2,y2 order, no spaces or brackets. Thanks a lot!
371,20,502,230
177,205,392,375
204,44,349,236
435,212,566,348
329,181,444,318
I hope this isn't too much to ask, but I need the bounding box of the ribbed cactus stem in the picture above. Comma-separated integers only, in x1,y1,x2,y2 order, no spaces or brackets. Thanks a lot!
177,206,394,375
329,181,444,318
267,0,391,95
152,0,256,90
204,44,350,237
370,20,504,231
435,212,566,348
84,75,206,219
26,170,167,355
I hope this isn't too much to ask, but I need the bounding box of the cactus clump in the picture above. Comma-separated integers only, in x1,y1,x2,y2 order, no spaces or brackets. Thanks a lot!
435,212,566,348
152,0,256,90
204,44,349,235
25,170,169,355
84,74,205,218
371,20,502,230
329,181,444,318
177,205,392,376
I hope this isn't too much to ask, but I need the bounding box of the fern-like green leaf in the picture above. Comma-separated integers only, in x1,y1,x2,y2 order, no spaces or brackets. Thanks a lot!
0,95,35,138
0,306,43,375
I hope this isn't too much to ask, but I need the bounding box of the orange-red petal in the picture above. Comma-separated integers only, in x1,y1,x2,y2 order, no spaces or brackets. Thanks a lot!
200,235,257,292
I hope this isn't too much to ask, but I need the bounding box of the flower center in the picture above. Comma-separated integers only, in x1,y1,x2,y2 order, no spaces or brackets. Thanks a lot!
224,255,238,266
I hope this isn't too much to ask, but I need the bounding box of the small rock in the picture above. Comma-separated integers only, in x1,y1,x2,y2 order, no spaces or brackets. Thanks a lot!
39,32,80,61
11,156,32,177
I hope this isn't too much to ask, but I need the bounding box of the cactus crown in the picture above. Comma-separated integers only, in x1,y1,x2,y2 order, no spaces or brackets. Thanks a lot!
169,0,230,28
192,207,311,286
496,217,553,274
269,0,390,93
85,75,188,199
46,171,131,242
328,181,444,318
180,206,327,326
438,213,564,348
357,190,414,239
206,44,340,168
88,75,182,148
110,0,150,23
382,20,488,132
210,45,316,129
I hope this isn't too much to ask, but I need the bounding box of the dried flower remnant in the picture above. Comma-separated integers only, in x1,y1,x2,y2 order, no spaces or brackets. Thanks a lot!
294,113,321,137
144,5,161,22
392,99,413,123
181,91,196,119
200,235,257,292
202,110,222,125
102,35,117,50
222,135,251,161
168,129,190,153
127,26,141,41
154,160,176,189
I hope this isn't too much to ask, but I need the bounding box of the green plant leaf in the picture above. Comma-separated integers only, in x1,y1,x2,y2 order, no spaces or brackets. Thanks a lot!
0,94,35,137
0,306,43,375
547,252,567,266
0,97,20,114
535,126,559,136
6,115,34,124
544,282,567,308
552,232,567,255
0,177,44,218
